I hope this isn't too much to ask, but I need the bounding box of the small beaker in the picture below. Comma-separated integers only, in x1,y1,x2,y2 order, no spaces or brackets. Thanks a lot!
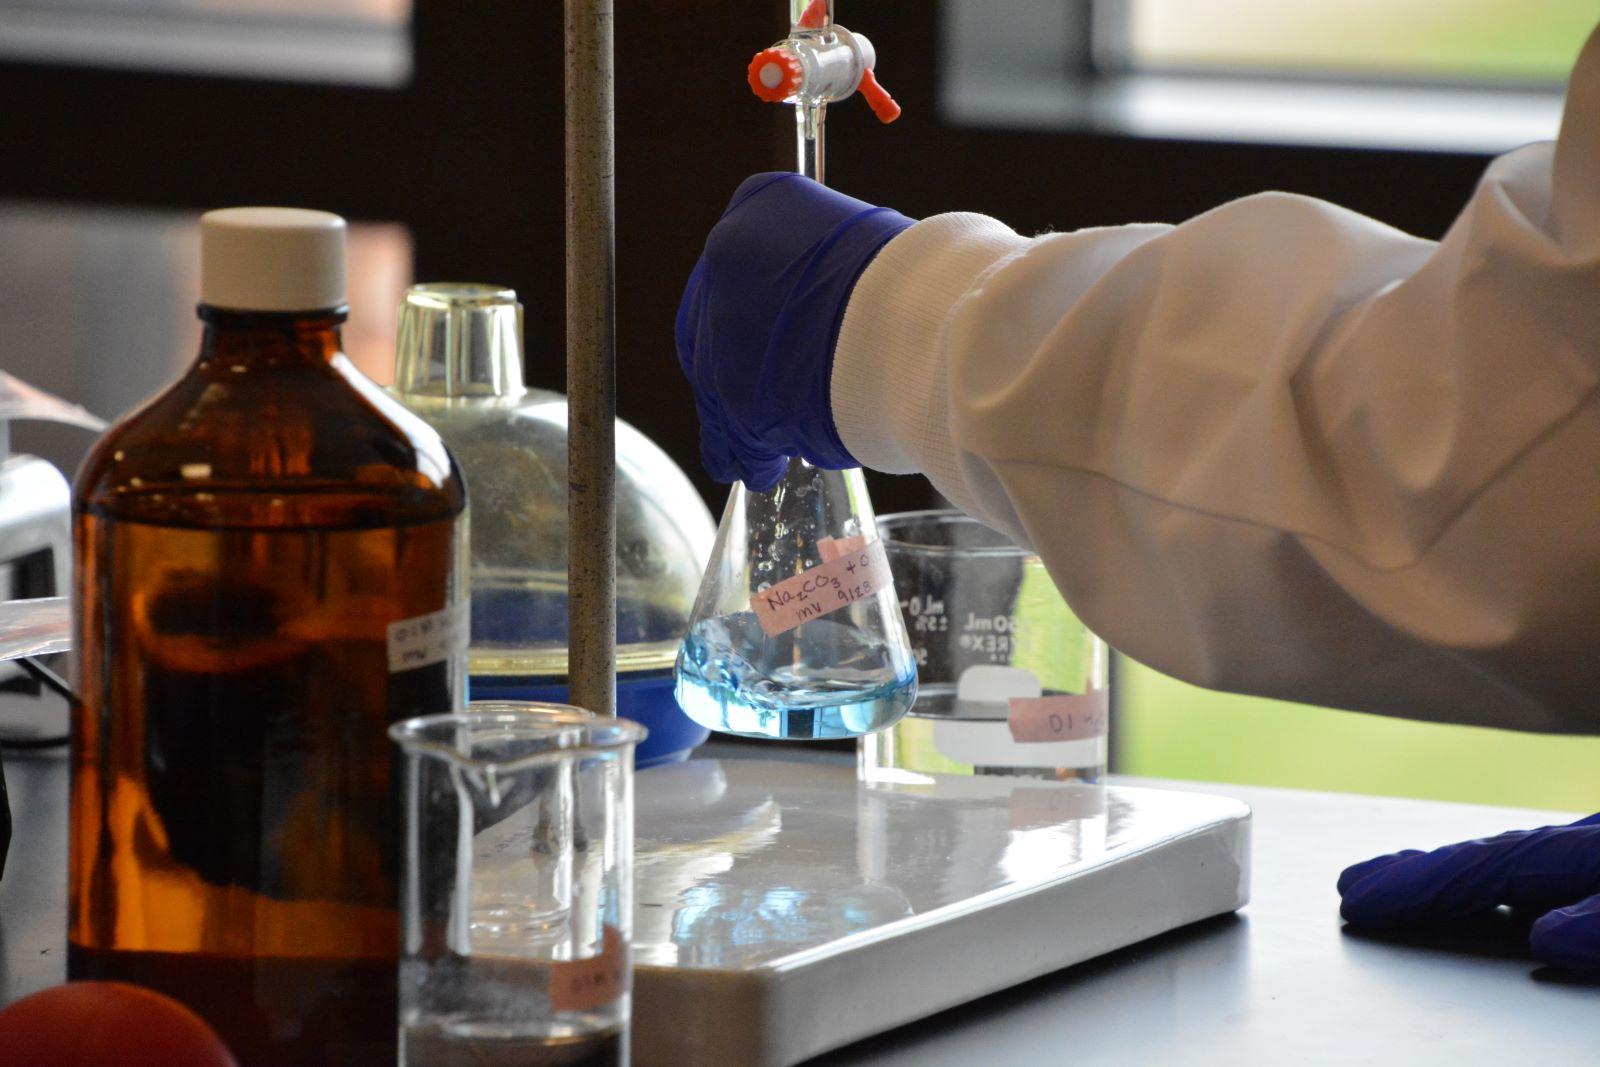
390,703,645,1066
859,511,1109,784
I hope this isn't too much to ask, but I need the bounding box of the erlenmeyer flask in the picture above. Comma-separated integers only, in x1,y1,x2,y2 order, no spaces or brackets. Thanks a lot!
675,458,918,740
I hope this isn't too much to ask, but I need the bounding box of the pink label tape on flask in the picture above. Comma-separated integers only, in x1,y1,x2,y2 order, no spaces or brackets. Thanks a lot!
817,534,869,562
1007,689,1109,743
752,539,894,638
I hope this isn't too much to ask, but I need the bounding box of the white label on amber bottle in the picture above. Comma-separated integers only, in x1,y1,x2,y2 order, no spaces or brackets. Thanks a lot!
1007,689,1109,743
752,539,893,638
386,599,471,672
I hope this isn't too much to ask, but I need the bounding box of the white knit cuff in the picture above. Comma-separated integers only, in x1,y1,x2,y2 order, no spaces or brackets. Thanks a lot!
831,212,1029,489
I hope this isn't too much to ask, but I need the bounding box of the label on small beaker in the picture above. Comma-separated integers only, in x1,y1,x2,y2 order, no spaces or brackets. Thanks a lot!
751,539,893,637
1007,690,1108,743
549,925,630,1012
386,598,471,673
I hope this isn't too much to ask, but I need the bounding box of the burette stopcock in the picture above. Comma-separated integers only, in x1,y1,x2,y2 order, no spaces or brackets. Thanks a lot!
746,22,901,123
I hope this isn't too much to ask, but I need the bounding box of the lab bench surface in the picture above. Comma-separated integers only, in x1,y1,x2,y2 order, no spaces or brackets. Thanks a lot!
2,743,1595,1065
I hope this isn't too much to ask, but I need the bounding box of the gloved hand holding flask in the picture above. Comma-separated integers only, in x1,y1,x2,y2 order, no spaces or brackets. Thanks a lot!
675,172,912,492
673,174,920,741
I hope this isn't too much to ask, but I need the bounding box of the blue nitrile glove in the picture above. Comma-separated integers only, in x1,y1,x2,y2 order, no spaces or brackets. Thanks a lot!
676,172,915,492
1338,813,1600,971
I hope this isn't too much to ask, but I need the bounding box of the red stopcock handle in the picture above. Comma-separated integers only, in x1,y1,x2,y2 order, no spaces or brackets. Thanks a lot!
745,10,901,125
857,68,900,124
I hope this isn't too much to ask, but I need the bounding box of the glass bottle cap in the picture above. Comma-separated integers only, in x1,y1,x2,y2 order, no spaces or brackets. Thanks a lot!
395,283,524,398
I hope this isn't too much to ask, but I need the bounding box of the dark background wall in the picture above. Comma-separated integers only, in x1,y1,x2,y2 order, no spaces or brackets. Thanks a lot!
0,0,1493,515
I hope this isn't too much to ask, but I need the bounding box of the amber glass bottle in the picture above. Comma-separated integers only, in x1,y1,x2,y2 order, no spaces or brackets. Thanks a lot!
69,209,467,1066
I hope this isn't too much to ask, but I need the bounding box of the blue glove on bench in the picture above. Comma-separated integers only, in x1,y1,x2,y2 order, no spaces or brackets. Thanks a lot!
1338,812,1600,971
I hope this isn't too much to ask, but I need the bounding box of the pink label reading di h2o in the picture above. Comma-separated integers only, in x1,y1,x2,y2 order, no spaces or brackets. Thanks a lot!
752,539,893,637
1007,689,1109,743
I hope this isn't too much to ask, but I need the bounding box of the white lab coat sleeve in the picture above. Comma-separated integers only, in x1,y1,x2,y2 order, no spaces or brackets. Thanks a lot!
829,28,1600,735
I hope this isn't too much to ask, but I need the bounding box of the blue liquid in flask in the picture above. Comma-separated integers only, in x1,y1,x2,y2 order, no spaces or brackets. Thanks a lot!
676,612,917,740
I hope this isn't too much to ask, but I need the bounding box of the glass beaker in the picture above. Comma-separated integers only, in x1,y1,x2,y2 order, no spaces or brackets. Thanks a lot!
858,511,1110,784
390,703,644,1067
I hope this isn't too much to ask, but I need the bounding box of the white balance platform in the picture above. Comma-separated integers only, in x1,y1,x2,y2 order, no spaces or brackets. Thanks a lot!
632,757,1251,1066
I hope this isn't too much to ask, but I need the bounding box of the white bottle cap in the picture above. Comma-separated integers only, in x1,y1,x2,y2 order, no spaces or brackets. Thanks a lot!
199,207,347,312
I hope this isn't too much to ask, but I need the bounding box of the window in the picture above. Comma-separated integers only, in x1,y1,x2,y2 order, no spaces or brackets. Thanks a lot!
943,0,1591,153
0,0,411,85
1118,0,1590,84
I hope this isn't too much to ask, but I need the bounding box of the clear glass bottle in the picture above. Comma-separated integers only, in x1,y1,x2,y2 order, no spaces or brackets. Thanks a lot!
676,460,917,740
69,209,467,1066
388,283,717,765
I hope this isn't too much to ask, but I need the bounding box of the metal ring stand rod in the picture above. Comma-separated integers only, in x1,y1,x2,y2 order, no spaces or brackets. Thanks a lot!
564,0,618,717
